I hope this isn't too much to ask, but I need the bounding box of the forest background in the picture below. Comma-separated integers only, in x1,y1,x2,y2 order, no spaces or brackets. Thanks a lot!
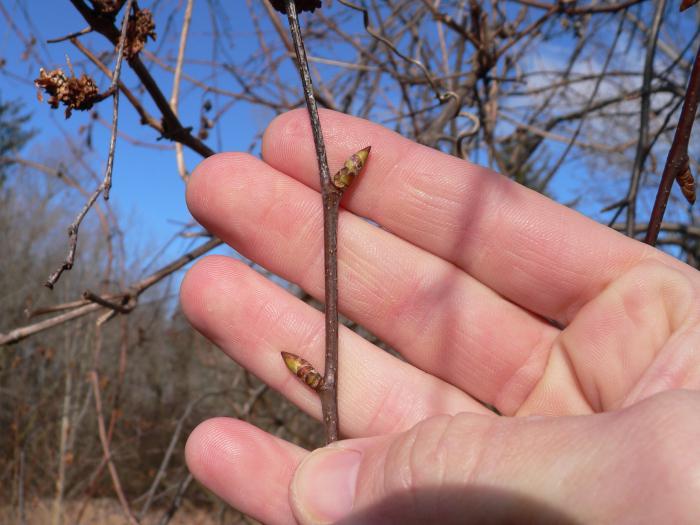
1,0,699,523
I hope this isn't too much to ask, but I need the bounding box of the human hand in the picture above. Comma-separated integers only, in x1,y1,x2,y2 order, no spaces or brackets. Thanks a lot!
180,110,700,524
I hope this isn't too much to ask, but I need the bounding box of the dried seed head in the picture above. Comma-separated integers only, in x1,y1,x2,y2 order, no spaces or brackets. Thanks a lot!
270,0,322,14
123,8,156,59
35,68,100,118
281,351,324,391
676,161,696,204
331,146,371,190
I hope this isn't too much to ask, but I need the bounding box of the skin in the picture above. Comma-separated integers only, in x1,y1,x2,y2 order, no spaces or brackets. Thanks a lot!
181,109,700,524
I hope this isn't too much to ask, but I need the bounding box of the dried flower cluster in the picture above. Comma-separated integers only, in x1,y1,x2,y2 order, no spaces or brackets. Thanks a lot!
123,8,156,59
270,0,322,14
34,68,100,118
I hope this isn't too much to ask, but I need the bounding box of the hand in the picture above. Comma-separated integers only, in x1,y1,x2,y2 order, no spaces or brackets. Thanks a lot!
181,110,700,524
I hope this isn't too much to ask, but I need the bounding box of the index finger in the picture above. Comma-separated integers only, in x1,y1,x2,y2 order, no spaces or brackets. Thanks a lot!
262,109,679,324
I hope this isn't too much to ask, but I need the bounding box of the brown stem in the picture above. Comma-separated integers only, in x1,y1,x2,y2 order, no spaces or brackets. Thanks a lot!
1,237,223,346
45,0,133,289
89,368,139,524
645,42,700,245
284,0,339,444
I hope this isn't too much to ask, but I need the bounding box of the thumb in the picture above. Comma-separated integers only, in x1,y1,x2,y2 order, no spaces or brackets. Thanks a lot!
289,392,700,524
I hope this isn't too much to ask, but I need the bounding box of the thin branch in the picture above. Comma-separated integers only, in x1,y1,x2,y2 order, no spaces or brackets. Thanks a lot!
139,388,233,519
46,26,92,44
156,473,193,525
102,0,133,201
645,42,700,245
170,0,195,183
338,0,456,103
1,237,223,346
625,0,665,237
82,290,133,314
536,12,625,193
284,0,339,444
45,0,133,289
89,369,139,525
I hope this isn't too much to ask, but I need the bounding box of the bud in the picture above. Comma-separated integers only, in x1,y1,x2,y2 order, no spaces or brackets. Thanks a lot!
676,162,696,204
281,351,324,391
331,146,371,190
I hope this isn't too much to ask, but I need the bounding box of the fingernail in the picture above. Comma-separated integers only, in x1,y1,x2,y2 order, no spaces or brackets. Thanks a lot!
291,447,361,524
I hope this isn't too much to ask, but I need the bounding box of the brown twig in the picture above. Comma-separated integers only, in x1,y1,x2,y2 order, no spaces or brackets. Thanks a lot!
89,368,139,524
1,237,223,346
284,0,340,444
624,0,666,237
82,290,133,313
101,0,133,201
46,26,92,44
45,0,133,289
156,473,193,525
169,0,195,183
645,42,700,245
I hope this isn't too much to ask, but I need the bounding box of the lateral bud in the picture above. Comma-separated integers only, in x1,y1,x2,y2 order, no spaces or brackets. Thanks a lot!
331,146,371,190
676,160,696,205
281,351,324,391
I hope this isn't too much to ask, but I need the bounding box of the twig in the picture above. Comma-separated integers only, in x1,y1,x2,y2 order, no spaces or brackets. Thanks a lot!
45,0,133,289
102,0,133,201
612,221,700,238
536,12,625,193
139,387,235,519
47,26,92,44
82,290,133,314
156,473,193,525
645,43,700,245
89,369,139,525
338,0,456,103
625,0,665,237
170,0,195,183
1,237,223,346
284,0,340,444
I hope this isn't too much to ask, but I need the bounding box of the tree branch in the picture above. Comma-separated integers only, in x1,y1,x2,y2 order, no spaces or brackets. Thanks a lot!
645,41,700,245
284,0,340,444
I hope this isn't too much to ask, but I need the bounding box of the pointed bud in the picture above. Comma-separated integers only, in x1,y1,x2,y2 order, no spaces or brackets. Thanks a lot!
676,161,696,205
331,146,371,190
281,351,324,391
